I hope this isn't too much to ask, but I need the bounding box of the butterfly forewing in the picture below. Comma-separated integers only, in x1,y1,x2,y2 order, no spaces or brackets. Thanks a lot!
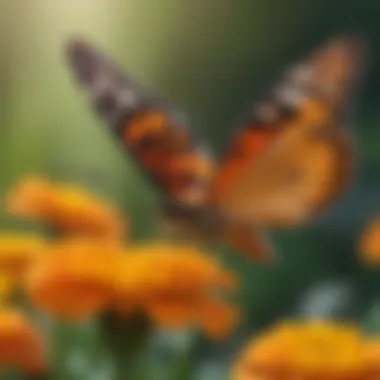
209,35,366,227
303,35,367,118
66,40,215,210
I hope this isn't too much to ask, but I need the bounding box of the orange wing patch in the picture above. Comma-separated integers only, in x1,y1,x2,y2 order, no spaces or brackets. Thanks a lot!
213,122,352,228
125,111,167,144
123,109,215,207
210,97,330,209
209,128,276,203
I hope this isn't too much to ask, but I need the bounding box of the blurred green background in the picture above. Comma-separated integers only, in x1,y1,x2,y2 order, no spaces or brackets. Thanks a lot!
2,0,380,379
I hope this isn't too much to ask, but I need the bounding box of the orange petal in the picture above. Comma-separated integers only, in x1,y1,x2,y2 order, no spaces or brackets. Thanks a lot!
0,308,46,374
6,176,127,241
25,239,124,321
145,296,197,330
198,300,240,340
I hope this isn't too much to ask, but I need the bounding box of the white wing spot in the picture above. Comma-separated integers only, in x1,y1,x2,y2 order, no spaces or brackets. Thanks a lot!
118,88,138,108
287,64,312,85
275,86,304,107
91,72,114,95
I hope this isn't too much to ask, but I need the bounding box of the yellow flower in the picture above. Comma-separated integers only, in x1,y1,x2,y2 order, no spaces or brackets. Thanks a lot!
359,217,380,265
25,238,124,321
0,308,46,374
6,176,127,240
0,234,47,281
114,243,239,340
232,320,380,380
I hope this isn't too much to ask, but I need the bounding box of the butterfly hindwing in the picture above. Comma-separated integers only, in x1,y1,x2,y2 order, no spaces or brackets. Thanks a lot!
216,126,353,227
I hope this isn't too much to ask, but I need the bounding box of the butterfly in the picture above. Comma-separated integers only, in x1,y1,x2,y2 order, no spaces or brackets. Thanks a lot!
65,35,367,262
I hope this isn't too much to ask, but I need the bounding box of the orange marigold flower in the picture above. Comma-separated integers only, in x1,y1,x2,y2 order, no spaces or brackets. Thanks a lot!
6,176,127,240
114,243,239,340
0,234,47,281
232,320,380,380
359,217,380,265
0,308,46,374
25,238,125,321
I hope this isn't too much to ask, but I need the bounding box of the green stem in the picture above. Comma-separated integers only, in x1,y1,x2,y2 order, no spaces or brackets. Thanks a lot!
100,310,152,380
172,332,208,380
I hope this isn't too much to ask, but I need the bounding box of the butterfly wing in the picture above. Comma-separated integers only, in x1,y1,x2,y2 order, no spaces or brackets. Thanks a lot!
66,39,215,211
210,35,367,228
217,125,353,227
65,39,275,262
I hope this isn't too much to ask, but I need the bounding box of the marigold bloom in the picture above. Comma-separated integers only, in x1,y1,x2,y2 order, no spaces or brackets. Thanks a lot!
6,176,126,240
359,217,380,265
114,243,239,340
0,308,46,374
25,238,238,338
25,238,124,321
232,320,380,380
0,234,47,281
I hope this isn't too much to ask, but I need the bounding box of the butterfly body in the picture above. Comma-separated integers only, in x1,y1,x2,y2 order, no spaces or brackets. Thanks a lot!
66,36,366,261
